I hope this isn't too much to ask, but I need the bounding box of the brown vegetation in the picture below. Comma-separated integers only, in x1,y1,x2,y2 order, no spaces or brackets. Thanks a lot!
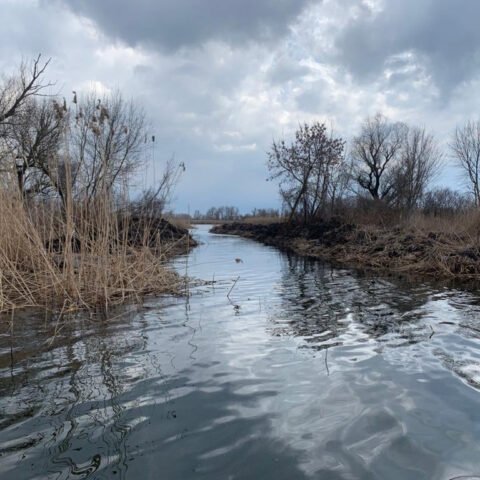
211,210,480,281
0,56,193,315
0,182,195,316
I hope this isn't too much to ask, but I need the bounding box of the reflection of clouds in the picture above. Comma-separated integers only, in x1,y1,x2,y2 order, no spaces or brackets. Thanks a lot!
0,309,175,479
4,228,480,478
269,254,432,354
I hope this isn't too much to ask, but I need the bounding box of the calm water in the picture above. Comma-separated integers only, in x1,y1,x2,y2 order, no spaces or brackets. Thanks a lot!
2,225,480,479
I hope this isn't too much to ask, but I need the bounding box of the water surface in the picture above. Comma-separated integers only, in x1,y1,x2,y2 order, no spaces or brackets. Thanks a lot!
2,225,480,479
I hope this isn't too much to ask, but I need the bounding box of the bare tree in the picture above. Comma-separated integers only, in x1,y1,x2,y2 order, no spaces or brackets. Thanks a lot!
2,98,65,199
0,57,180,218
130,159,185,218
393,126,442,212
450,120,480,206
267,122,345,223
204,206,240,221
69,91,147,201
0,57,63,201
0,55,52,126
423,187,472,216
351,113,406,201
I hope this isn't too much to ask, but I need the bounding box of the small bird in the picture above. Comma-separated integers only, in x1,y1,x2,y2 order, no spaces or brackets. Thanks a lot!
235,258,243,263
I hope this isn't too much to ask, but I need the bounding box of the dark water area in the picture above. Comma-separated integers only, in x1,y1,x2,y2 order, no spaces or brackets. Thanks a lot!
2,225,480,479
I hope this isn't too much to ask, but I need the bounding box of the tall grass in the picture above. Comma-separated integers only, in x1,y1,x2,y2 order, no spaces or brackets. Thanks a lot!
0,185,185,315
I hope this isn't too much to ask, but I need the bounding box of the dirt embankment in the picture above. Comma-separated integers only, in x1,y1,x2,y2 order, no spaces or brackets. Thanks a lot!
122,217,198,254
211,220,480,281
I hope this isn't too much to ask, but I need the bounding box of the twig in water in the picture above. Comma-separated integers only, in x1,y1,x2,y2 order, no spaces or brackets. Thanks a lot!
9,308,14,373
325,347,330,376
227,276,240,299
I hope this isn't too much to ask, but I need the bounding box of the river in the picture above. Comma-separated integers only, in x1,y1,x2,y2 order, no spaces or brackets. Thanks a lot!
1,225,480,479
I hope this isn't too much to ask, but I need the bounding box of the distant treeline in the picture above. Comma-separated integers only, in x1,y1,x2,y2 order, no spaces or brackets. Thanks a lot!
187,206,280,222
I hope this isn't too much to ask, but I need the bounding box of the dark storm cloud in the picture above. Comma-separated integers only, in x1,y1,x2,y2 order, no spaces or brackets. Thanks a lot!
335,0,480,93
57,0,315,51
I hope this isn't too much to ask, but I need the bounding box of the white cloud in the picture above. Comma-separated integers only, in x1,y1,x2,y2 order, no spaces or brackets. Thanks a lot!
1,0,479,211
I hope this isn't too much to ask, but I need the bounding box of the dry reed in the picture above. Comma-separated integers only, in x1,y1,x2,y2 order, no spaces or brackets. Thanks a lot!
0,186,187,315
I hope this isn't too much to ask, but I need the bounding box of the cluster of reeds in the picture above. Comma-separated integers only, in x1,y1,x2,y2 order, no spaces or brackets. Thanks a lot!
0,185,187,316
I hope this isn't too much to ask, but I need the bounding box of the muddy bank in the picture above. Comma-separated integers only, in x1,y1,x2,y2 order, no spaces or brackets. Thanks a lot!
211,220,480,281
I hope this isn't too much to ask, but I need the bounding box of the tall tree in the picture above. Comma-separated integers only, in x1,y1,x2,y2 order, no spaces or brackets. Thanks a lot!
0,55,51,126
393,126,441,212
267,122,345,223
450,120,480,206
69,91,147,202
351,113,405,200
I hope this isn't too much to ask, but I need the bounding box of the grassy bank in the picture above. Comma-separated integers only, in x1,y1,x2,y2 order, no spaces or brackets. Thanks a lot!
211,215,480,281
0,188,195,315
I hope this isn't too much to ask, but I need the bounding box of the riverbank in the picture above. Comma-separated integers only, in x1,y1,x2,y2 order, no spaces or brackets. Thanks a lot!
0,189,197,315
211,220,480,281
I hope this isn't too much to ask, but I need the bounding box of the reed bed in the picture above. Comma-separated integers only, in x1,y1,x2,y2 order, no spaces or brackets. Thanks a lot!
0,187,188,315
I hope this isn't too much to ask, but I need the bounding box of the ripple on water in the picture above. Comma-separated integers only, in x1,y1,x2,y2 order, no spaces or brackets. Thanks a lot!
2,225,480,479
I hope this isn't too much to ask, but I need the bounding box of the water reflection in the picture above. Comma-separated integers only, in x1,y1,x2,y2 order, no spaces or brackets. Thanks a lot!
0,305,310,479
1,225,480,479
271,253,437,349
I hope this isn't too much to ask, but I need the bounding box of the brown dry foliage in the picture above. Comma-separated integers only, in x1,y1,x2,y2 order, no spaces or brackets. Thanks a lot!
0,187,187,315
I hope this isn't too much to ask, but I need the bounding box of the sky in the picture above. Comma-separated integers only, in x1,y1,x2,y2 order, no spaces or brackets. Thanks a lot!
2,0,480,213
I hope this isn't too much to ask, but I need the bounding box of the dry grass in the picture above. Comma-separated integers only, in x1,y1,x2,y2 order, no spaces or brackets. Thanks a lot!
191,215,284,226
303,218,480,280
242,215,285,225
190,219,228,225
0,187,187,315
165,215,191,230
402,210,480,239
213,212,480,281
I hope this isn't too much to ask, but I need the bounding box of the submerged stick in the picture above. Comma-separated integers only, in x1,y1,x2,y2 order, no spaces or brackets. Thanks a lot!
325,347,330,376
227,276,240,299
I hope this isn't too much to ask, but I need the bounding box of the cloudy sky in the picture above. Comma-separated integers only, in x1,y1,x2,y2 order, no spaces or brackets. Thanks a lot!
2,0,480,213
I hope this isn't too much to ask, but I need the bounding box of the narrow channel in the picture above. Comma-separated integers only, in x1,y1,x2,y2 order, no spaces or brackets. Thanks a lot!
2,225,480,479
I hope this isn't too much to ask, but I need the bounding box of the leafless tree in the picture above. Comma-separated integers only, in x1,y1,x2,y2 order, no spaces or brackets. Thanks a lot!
0,57,64,201
2,98,66,199
267,122,345,223
69,91,147,201
351,113,406,201
393,126,442,212
450,120,480,206
0,55,52,127
204,206,240,221
130,158,185,218
423,187,472,216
